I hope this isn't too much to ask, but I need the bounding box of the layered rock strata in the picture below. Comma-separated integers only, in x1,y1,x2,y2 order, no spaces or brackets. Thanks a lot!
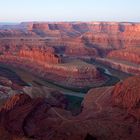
0,22,140,77
19,48,61,64
96,57,140,75
94,47,140,74
108,47,140,65
0,22,140,55
0,54,106,90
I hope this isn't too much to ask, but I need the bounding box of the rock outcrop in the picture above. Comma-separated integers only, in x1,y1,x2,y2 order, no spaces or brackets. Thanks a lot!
108,47,140,65
23,86,68,109
0,22,140,56
101,47,140,74
0,22,140,76
112,76,140,110
0,54,107,90
19,48,61,64
96,57,140,75
80,76,140,140
1,76,140,140
0,76,26,108
0,93,72,139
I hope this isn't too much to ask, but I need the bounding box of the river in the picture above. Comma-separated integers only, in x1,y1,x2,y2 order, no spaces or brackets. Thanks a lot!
0,62,129,115
0,62,123,98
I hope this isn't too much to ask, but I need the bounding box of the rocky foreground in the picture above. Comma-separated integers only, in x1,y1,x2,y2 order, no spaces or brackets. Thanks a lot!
0,76,140,140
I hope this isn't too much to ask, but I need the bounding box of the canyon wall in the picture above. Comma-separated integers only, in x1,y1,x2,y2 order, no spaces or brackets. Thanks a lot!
107,47,140,65
97,47,140,74
19,49,61,64
30,22,140,49
96,57,140,75
1,22,140,50
0,54,107,90
0,22,140,75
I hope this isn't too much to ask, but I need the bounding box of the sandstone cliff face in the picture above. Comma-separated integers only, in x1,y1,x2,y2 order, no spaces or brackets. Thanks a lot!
82,22,140,49
0,22,140,50
0,22,140,77
65,45,98,57
112,76,140,110
80,76,140,140
19,49,60,64
0,39,47,54
94,45,140,74
0,22,140,59
108,47,140,64
93,42,140,75
0,54,106,90
29,22,140,51
96,57,140,75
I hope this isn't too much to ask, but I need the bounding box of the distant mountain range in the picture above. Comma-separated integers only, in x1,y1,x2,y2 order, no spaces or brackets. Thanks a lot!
0,22,19,25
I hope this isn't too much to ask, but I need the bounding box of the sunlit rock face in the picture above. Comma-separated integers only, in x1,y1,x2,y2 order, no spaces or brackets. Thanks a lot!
79,76,140,140
80,23,140,59
30,22,140,50
19,49,61,64
0,22,140,81
0,23,107,90
96,57,140,75
0,22,139,61
0,22,140,61
0,22,140,55
112,76,140,110
0,53,107,89
95,46,140,75
108,47,140,65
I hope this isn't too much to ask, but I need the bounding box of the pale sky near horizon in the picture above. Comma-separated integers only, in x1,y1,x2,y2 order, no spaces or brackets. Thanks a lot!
0,0,140,22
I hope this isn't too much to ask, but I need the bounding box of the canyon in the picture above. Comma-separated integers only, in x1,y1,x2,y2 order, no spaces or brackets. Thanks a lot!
0,52,106,90
0,22,140,140
0,22,140,75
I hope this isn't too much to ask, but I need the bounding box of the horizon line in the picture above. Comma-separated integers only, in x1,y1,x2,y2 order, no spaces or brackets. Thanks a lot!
0,20,140,24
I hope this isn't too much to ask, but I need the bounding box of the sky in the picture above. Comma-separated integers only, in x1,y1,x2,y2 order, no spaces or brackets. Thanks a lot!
0,0,140,22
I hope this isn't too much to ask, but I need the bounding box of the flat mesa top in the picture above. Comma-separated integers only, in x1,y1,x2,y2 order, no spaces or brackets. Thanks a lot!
59,60,96,69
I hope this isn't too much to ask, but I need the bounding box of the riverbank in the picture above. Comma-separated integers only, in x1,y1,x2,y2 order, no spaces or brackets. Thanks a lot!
0,61,130,115
87,59,131,80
